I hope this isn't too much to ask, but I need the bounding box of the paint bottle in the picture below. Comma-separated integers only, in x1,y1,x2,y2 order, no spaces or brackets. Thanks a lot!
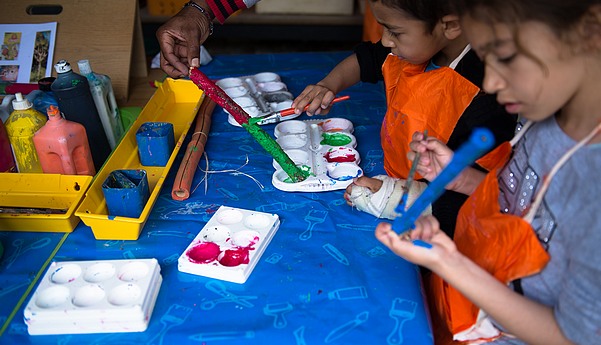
51,59,111,171
0,118,16,172
5,92,47,173
26,77,59,116
33,105,96,176
77,59,124,149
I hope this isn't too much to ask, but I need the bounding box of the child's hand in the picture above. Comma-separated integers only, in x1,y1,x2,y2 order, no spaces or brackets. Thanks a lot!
408,131,454,182
292,84,336,116
375,215,456,269
343,176,383,206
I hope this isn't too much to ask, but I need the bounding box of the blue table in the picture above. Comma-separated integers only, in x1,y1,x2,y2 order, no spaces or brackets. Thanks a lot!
0,51,433,344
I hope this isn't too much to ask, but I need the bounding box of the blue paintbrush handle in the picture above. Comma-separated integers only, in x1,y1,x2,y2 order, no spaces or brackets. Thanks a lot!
392,127,495,234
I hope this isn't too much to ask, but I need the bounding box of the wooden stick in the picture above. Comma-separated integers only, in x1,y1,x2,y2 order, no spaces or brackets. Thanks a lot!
171,97,216,200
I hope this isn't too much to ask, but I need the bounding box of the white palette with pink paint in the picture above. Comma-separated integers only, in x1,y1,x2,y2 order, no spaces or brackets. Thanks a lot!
178,206,280,284
272,117,363,192
23,259,162,335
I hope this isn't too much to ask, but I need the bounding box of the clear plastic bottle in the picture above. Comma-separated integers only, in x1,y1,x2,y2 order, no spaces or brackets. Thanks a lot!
51,60,111,171
34,105,96,176
78,60,124,149
5,92,47,173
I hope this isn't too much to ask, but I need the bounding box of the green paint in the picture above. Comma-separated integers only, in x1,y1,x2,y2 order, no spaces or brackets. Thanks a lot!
282,165,314,183
242,123,308,182
321,133,352,146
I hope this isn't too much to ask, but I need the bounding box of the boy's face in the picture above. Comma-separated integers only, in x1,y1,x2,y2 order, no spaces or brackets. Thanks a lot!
371,1,448,65
463,15,584,122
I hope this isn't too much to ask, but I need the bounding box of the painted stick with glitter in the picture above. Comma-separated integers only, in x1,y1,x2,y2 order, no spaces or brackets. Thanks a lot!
189,68,307,182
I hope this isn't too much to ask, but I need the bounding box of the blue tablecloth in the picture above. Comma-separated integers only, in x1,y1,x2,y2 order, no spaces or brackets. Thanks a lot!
0,51,433,344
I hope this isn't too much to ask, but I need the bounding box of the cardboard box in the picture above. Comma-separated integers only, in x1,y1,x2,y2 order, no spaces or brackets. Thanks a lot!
0,0,147,102
255,0,355,15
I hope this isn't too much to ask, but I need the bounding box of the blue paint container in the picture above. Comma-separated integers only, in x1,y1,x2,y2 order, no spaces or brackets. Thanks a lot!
102,169,149,218
135,122,174,166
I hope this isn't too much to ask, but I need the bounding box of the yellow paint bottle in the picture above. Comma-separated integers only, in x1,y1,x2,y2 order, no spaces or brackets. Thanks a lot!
5,92,47,173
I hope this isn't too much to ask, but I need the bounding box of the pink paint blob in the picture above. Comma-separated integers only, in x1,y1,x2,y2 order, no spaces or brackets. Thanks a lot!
218,247,251,267
187,242,221,263
324,147,357,163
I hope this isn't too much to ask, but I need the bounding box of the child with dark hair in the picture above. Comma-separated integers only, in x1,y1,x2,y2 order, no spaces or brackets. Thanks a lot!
292,0,516,237
376,1,601,343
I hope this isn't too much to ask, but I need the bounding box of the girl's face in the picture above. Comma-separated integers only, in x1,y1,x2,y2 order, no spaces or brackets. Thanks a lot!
463,15,585,122
371,1,447,65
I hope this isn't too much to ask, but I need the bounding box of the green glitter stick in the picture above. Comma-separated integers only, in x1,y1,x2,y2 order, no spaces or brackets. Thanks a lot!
189,68,308,182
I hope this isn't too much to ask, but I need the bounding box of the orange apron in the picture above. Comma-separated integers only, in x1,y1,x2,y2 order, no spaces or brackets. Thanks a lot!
381,54,480,179
428,138,550,344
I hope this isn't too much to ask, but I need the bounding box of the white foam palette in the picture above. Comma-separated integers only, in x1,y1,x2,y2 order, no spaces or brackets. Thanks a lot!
24,259,162,335
215,72,298,126
272,118,363,192
178,206,280,284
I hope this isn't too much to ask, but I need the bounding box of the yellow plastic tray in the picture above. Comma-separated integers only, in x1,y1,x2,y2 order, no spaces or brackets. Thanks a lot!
75,78,204,240
0,173,92,232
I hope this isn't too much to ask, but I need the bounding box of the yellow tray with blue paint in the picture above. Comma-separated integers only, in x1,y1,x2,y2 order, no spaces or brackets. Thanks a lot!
75,78,204,240
0,173,92,232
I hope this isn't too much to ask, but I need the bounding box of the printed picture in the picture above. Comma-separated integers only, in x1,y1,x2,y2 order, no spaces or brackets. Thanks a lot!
1,32,21,60
0,65,19,82
30,30,51,82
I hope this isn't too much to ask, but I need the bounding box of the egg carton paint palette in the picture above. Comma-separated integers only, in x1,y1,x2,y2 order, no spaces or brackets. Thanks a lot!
271,118,363,192
24,259,162,335
178,206,280,284
215,72,297,126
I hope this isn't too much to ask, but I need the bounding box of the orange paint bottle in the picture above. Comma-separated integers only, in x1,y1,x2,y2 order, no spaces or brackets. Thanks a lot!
33,105,96,175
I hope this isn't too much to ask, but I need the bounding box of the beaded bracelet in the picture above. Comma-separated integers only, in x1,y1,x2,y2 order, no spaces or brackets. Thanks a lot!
183,1,214,36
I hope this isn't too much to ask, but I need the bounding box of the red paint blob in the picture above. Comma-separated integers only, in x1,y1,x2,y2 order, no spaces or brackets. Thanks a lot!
187,242,221,263
324,151,356,163
219,247,250,267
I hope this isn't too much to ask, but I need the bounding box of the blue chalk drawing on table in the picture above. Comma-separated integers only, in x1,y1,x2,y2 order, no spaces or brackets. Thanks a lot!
162,253,180,266
387,298,417,345
327,197,346,210
366,246,387,258
327,286,368,300
146,229,196,239
294,326,307,345
336,224,378,232
263,302,293,329
189,330,256,342
200,280,258,310
363,149,384,173
299,209,328,241
216,187,239,201
148,304,193,345
256,200,309,213
0,278,32,298
3,237,51,269
154,201,218,221
325,310,369,343
322,243,349,266
264,252,283,264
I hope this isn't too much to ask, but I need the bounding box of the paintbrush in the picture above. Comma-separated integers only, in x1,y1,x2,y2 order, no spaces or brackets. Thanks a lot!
397,130,428,215
258,95,350,125
393,128,495,245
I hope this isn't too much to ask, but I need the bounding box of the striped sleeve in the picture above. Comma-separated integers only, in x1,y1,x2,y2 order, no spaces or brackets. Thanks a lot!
206,0,260,23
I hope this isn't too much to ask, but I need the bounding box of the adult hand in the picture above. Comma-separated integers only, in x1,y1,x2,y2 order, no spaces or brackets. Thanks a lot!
156,1,213,78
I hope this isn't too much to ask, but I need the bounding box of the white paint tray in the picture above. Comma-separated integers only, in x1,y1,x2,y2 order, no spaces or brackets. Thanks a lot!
24,258,162,335
178,206,280,284
271,118,363,192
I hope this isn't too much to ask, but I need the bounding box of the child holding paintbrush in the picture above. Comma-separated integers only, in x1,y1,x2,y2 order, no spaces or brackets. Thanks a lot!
377,0,601,343
292,0,516,236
